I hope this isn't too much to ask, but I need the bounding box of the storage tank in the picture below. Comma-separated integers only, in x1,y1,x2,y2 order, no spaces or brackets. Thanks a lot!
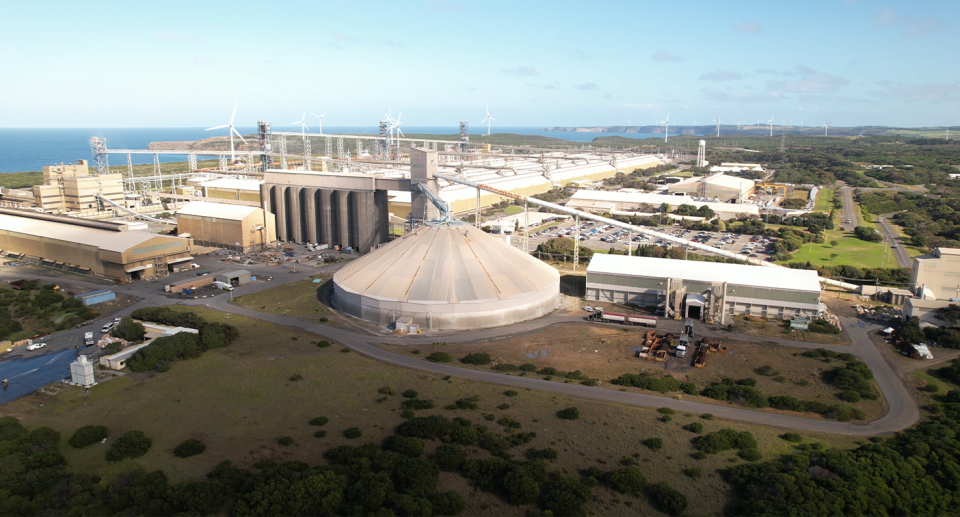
333,221,561,330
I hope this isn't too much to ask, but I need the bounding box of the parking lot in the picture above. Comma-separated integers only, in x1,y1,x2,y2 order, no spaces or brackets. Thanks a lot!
523,220,777,259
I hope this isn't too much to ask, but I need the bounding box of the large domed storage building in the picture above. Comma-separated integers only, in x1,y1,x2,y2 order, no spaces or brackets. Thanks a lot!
333,221,560,330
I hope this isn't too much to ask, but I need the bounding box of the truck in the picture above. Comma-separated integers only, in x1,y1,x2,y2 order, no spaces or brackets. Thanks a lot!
212,281,234,291
588,309,658,328
675,335,689,358
84,332,95,347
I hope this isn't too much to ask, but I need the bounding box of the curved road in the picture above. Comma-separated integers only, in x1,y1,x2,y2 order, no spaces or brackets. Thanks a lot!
205,293,919,436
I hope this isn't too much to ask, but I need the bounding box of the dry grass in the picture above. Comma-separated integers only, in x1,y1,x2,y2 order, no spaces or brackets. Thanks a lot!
231,275,330,320
4,307,866,516
382,323,886,420
732,315,852,345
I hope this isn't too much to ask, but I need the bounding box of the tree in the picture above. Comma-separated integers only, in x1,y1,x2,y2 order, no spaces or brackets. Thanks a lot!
936,304,960,326
830,253,840,261
113,317,145,342
830,240,839,247
106,430,152,461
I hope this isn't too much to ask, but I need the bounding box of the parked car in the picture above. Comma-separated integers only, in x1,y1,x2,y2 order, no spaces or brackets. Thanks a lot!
26,342,46,351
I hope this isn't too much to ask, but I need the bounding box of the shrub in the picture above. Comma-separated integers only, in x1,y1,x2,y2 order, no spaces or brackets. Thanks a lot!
613,372,681,392
643,438,664,451
605,466,645,496
449,396,480,410
460,352,491,365
309,416,329,426
581,379,598,386
541,477,592,517
755,365,779,376
384,435,425,457
277,436,293,446
68,425,108,449
701,413,714,420
525,448,558,461
427,352,452,363
738,448,763,461
497,403,510,410
402,389,419,399
696,429,757,454
692,451,707,460
840,390,862,402
106,431,152,461
314,430,327,438
808,318,841,334
431,491,465,516
317,340,331,347
289,374,302,381
492,363,519,372
504,390,519,397
378,386,396,395
343,428,362,439
173,438,206,458
682,422,704,434
401,399,436,410
923,383,940,393
538,367,558,376
679,382,697,395
683,467,702,479
112,317,145,342
557,407,580,420
647,482,688,516
433,444,466,471
660,415,673,423
519,363,537,372
781,432,803,443
340,347,350,353
657,407,675,415
769,395,807,412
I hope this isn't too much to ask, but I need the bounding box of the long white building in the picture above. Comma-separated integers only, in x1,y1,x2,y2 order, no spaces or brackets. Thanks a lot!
566,190,759,220
585,254,821,323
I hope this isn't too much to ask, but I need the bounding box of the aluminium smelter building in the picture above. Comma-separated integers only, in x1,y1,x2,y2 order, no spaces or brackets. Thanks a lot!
586,254,821,323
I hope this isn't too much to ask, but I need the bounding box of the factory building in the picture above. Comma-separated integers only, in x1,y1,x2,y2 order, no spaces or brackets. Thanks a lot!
667,173,756,203
176,178,263,204
31,160,126,214
911,248,960,300
175,201,275,253
566,190,759,220
0,209,193,280
585,254,821,323
333,221,560,330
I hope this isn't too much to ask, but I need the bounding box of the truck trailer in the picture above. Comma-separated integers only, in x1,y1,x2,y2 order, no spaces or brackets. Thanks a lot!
589,309,658,328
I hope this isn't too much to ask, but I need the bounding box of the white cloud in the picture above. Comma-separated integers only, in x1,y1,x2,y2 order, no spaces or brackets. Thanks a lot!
872,7,946,37
699,70,743,81
651,50,681,62
502,65,539,76
700,87,783,102
733,20,762,33
574,82,599,90
768,66,847,94
874,82,960,103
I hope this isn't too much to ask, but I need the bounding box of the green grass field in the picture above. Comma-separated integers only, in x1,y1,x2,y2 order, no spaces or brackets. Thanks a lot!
3,307,867,516
814,187,836,212
782,229,892,268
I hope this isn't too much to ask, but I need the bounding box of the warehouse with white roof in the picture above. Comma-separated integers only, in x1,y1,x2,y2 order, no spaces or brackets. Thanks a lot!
566,190,759,220
586,254,821,323
667,173,756,203
175,201,275,253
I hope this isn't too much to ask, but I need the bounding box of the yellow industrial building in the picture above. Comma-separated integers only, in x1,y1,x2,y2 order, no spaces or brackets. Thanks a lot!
176,178,263,204
175,201,276,252
0,209,194,280
31,160,126,213
667,173,755,203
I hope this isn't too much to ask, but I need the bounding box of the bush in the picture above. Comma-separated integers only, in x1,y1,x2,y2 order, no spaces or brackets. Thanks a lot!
339,347,350,353
426,352,452,363
643,437,664,451
839,390,862,402
557,407,580,420
68,425,108,449
460,353,491,365
541,477,592,517
384,435,425,457
401,399,436,410
755,365,779,376
106,431,152,461
492,363,519,372
277,436,293,446
431,491,466,516
317,340,332,347
647,482,688,516
679,382,697,395
683,467,702,479
112,317,145,342
314,430,327,438
519,363,537,372
402,389,419,399
808,318,841,334
701,413,714,420
378,386,396,395
682,422,704,434
696,429,757,454
433,444,466,471
769,395,807,412
738,448,763,461
504,390,519,397
613,372,681,392
173,438,206,458
781,432,803,443
289,374,302,381
343,428,362,439
657,407,675,415
309,416,329,426
525,448,558,461
660,415,673,423
538,367,558,376
605,466,645,496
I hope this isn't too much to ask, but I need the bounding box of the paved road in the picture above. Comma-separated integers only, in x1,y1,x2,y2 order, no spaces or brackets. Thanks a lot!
877,213,913,268
205,293,920,436
840,186,859,231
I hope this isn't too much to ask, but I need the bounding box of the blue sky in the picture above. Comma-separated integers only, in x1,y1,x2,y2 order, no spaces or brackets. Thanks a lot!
0,0,956,128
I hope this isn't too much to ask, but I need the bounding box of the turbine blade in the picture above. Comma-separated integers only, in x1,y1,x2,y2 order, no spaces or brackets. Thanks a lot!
206,124,229,131
233,127,247,143
230,102,238,124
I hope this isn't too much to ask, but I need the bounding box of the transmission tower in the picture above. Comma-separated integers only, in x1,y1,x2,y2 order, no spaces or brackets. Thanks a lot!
90,137,109,175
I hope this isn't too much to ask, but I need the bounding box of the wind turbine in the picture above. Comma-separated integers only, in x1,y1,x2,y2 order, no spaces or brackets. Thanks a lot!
481,107,496,136
205,101,246,163
767,115,775,137
716,117,721,138
800,120,804,132
822,117,830,136
312,111,328,135
660,113,670,142
292,112,309,140
946,128,950,141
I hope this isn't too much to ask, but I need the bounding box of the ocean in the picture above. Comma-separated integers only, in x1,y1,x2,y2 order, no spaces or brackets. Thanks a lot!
0,127,672,174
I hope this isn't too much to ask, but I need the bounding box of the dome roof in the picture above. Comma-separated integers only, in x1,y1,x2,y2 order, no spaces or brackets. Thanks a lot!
333,222,560,330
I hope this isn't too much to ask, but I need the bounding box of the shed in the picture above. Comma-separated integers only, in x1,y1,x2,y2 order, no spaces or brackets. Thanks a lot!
75,289,115,306
99,342,152,370
216,269,251,287
167,276,215,294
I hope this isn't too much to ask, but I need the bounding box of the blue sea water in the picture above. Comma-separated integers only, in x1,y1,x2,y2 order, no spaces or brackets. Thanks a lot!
0,127,673,173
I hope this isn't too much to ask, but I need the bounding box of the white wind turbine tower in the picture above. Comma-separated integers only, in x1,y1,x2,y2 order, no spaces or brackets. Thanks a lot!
716,117,721,138
660,113,670,142
481,107,496,136
800,120,804,132
822,117,830,136
767,115,775,137
205,101,246,163
292,112,309,140
312,111,328,135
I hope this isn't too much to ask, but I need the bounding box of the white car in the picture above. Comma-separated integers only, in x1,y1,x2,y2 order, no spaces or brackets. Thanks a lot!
583,306,594,312
26,342,46,351
101,323,115,334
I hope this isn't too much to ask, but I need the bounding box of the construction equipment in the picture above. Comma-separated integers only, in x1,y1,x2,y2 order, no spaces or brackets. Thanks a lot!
588,308,658,328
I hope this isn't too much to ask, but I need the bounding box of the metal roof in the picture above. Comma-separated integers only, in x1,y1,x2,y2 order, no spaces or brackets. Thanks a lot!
199,178,263,191
568,190,758,215
176,201,260,221
587,254,822,293
0,213,180,253
334,222,559,303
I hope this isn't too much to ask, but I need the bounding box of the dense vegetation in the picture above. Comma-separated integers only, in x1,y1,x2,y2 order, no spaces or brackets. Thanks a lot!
126,308,239,372
0,283,98,341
